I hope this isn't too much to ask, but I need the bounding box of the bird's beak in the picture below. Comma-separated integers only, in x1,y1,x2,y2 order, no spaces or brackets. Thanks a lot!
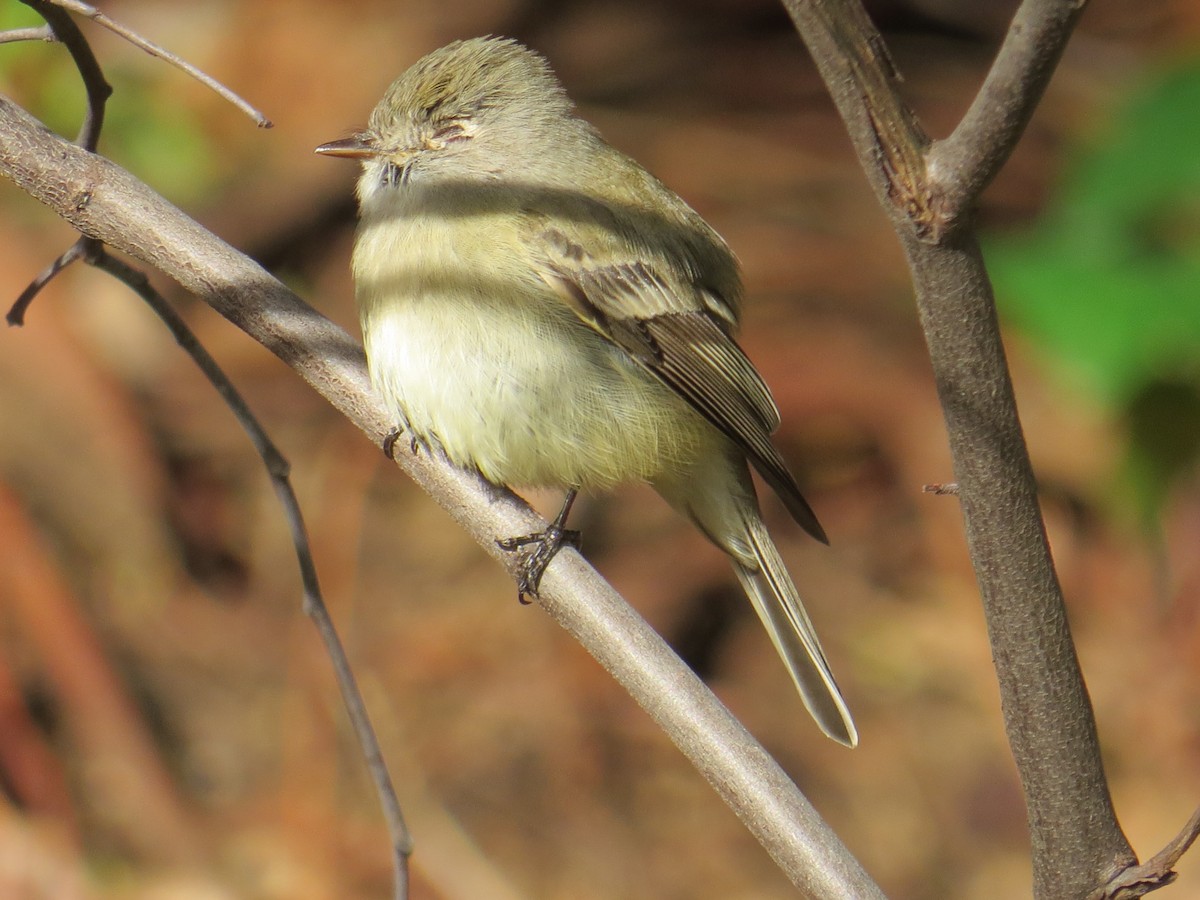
315,135,377,159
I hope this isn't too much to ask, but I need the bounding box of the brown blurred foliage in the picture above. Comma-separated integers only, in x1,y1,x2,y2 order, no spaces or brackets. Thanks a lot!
2,1,1200,898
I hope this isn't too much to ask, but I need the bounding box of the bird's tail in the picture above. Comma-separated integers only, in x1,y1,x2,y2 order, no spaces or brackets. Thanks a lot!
731,512,857,747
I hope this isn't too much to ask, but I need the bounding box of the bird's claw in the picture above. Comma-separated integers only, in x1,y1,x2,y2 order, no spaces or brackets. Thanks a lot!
498,525,582,603
382,423,427,459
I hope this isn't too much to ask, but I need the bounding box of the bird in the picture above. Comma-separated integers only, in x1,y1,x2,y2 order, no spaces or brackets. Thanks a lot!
316,36,857,747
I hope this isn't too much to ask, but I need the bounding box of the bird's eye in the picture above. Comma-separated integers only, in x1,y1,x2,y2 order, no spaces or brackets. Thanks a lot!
432,120,471,144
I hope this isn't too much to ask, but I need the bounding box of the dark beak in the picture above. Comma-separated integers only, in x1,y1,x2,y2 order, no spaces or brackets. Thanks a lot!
315,135,376,159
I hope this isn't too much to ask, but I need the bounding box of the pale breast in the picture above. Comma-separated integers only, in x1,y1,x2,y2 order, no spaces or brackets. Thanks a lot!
351,203,714,490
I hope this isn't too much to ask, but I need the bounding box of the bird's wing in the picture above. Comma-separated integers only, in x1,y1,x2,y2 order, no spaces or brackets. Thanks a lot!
525,218,827,543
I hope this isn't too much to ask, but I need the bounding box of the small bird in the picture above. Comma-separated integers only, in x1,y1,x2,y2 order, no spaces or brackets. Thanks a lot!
317,36,857,747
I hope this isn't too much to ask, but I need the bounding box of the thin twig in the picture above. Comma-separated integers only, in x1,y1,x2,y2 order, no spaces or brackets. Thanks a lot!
4,8,403,888
1103,807,1200,899
0,25,54,43
921,482,959,496
6,12,398,892
79,245,412,899
6,236,91,325
40,0,271,127
21,0,110,150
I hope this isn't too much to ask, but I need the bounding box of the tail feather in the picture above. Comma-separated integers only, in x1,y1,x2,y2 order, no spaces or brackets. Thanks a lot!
732,514,857,748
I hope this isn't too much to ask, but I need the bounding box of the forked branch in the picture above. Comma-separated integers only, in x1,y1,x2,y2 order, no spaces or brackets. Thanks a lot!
780,1,1191,898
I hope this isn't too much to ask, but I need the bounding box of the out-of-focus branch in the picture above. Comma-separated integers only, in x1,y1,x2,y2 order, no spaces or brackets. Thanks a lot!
0,482,201,864
82,245,414,900
23,0,270,127
22,0,110,149
0,95,885,898
776,1,1183,898
0,26,53,44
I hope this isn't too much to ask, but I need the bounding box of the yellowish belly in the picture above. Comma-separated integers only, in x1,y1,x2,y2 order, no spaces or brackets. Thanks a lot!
353,217,713,490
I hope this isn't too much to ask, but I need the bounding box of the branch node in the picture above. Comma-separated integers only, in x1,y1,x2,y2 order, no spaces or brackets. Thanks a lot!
1099,806,1200,899
922,482,960,496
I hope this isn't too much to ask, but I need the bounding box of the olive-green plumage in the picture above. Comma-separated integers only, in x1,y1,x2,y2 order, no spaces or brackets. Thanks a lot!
318,37,856,747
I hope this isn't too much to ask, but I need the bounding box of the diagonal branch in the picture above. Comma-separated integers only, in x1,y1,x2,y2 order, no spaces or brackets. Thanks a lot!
7,235,91,324
0,93,885,899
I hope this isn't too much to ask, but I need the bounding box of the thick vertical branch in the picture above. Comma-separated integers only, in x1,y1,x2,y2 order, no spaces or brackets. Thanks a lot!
779,1,1142,897
903,234,1133,897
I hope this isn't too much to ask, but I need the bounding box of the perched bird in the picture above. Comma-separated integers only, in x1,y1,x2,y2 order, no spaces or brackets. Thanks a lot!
317,36,857,747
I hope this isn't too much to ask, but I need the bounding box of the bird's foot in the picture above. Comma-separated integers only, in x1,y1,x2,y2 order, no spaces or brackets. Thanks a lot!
498,525,582,602
382,420,430,459
496,489,581,603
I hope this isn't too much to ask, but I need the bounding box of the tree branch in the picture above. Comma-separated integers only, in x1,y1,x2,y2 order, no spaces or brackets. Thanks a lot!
0,94,884,898
82,245,413,899
1103,806,1200,899
927,0,1091,237
0,25,54,44
22,0,110,150
28,0,270,128
778,0,930,235
779,1,1159,898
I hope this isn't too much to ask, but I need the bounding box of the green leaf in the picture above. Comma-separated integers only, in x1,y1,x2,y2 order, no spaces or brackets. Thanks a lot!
986,63,1200,402
985,62,1200,528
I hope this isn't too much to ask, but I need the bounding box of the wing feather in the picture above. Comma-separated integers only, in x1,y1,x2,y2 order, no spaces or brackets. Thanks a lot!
529,222,827,543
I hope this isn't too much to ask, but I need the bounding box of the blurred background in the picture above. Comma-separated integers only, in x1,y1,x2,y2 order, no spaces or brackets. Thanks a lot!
1,1,1199,897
